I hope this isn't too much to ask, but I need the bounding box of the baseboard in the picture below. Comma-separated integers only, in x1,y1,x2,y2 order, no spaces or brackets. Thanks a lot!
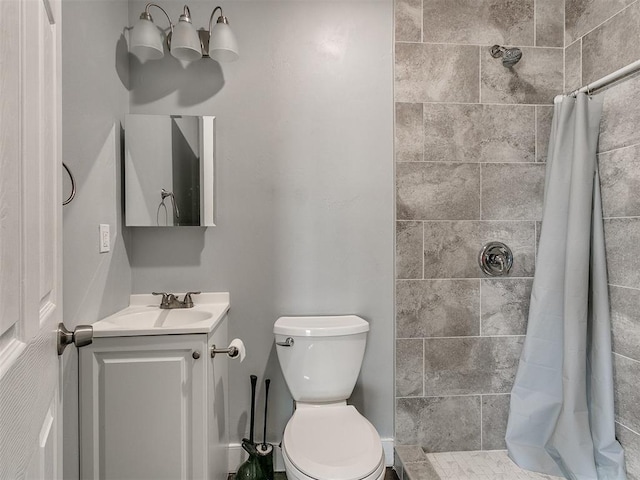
381,438,394,466
228,439,394,473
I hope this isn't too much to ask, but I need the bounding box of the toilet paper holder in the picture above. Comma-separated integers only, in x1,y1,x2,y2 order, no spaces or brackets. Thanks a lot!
211,344,239,358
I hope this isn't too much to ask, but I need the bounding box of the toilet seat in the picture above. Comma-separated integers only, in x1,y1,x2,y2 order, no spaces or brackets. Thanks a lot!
282,405,384,480
282,445,385,480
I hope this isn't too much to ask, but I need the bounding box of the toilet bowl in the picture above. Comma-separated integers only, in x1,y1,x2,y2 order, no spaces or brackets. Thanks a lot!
274,316,384,480
281,404,385,480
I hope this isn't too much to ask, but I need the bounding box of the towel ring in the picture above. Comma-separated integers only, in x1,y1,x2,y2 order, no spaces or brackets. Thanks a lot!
63,162,76,205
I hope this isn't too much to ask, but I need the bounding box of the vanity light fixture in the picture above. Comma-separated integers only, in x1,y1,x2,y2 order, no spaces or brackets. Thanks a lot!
130,2,239,63
171,5,203,61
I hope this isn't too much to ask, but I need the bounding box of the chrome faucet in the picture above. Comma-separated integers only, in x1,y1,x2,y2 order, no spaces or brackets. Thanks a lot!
152,291,201,309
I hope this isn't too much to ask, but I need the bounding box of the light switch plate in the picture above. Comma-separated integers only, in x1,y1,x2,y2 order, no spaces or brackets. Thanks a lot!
99,224,110,253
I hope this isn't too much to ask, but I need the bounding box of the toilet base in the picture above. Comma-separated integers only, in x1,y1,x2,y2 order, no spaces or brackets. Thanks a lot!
281,443,385,480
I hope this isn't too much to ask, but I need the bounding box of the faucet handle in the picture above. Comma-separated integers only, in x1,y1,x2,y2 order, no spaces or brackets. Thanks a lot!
152,292,172,307
183,291,201,308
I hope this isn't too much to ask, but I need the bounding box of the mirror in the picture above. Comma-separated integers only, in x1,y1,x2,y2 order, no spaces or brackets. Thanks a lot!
124,114,216,227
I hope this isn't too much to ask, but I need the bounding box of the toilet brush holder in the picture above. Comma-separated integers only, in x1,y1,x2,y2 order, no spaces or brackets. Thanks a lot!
256,444,274,480
236,440,267,480
235,453,264,480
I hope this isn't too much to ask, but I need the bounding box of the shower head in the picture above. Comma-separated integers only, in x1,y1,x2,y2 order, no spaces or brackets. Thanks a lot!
490,45,522,68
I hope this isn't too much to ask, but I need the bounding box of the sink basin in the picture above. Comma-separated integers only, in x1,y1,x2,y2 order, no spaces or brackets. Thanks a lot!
92,292,230,337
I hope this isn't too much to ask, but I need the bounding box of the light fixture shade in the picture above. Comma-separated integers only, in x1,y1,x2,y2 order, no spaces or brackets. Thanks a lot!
170,19,203,62
209,22,239,62
130,17,165,62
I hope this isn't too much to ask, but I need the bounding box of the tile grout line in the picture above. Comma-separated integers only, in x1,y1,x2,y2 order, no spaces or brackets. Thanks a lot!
480,393,484,450
563,0,566,51
421,221,425,280
397,393,510,400
533,0,537,47
616,421,640,436
570,0,640,46
397,160,544,164
616,416,640,435
534,221,538,265
420,0,423,44
478,46,482,104
602,215,640,221
396,334,525,341
399,101,552,107
613,351,640,365
395,40,563,50
395,219,539,223
598,140,640,155
479,278,483,337
608,283,640,292
479,163,483,220
579,37,582,88
395,277,534,281
422,338,425,397
562,36,566,91
534,106,538,162
420,103,425,162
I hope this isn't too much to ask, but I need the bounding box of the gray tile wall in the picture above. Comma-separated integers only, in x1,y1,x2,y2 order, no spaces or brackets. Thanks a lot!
394,0,640,470
394,0,562,453
564,3,640,477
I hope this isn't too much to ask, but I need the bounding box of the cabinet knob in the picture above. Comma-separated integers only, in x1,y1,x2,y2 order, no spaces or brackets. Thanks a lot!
192,351,201,359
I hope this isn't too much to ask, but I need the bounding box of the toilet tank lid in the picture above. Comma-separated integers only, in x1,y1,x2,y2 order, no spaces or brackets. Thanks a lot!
274,315,369,337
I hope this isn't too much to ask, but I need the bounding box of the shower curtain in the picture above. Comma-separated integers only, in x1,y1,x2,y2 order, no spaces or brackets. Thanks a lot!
505,94,627,480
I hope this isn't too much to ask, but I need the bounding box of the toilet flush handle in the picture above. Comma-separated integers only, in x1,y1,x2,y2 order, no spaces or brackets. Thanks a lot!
276,337,294,347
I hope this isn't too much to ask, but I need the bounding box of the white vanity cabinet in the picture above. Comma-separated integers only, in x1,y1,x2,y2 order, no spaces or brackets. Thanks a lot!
79,293,231,480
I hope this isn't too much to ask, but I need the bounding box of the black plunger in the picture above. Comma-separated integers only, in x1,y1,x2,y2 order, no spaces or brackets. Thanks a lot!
262,379,270,449
249,374,258,444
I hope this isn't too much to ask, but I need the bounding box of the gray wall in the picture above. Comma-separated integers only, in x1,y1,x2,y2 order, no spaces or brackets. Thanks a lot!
63,0,132,327
566,2,640,477
393,0,562,452
62,0,132,478
128,0,395,445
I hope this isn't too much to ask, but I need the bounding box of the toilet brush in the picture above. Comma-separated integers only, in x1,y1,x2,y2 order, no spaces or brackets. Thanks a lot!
236,375,267,480
249,374,257,443
261,379,270,450
256,379,273,480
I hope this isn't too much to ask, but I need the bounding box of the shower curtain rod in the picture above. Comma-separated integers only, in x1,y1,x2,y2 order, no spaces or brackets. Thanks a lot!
554,57,640,104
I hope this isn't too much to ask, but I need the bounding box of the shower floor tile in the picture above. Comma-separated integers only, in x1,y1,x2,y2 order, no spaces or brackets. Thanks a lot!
424,451,563,480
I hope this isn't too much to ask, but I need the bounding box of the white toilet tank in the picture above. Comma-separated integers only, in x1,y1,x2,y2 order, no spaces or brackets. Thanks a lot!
274,315,369,403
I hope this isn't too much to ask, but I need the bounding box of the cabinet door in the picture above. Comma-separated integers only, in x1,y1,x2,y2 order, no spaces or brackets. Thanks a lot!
80,335,207,480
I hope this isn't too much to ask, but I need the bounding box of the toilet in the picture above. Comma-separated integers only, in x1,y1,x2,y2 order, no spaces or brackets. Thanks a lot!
274,315,385,480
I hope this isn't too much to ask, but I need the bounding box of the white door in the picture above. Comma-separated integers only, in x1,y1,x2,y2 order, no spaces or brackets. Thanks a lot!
0,0,63,476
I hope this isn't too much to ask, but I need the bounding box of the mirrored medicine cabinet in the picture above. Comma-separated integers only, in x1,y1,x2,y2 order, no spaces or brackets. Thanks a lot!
124,114,216,227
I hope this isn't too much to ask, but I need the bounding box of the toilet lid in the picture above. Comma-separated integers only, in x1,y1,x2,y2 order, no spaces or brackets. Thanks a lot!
283,405,383,480
274,316,369,337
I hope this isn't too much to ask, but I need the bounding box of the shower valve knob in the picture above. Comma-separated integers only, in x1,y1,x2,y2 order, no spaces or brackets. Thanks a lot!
479,242,513,276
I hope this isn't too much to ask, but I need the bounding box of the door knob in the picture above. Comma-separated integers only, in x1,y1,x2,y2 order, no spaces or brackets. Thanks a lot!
57,323,93,355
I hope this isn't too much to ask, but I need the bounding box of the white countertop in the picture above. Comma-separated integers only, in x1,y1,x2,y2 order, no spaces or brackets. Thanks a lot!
92,292,230,337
